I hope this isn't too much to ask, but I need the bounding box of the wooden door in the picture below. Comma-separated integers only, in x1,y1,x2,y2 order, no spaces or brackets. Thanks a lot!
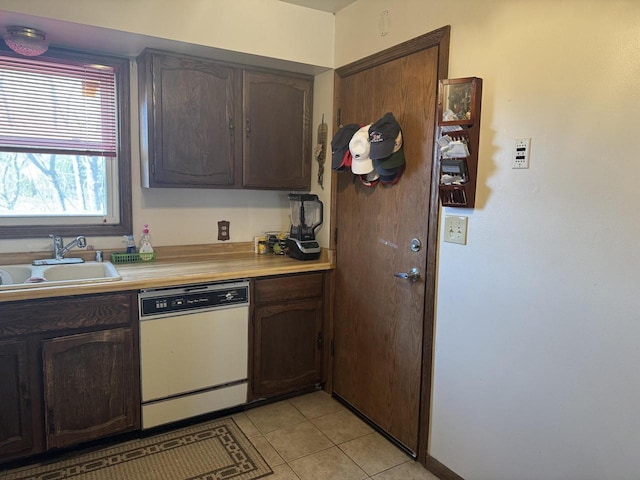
0,339,35,460
42,328,139,449
242,70,312,190
332,30,448,456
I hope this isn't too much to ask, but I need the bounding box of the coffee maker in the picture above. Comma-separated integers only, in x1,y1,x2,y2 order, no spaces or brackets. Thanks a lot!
286,193,323,260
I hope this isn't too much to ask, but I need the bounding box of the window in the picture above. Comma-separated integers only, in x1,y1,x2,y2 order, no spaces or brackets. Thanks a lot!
0,47,131,239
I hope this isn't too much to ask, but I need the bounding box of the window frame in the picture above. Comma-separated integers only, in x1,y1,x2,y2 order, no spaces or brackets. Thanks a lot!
0,46,132,239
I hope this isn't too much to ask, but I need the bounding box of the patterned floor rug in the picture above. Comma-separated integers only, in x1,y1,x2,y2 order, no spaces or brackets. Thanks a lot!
0,417,272,480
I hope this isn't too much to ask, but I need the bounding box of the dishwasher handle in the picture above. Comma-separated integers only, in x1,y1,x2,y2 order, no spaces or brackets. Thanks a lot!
183,285,211,292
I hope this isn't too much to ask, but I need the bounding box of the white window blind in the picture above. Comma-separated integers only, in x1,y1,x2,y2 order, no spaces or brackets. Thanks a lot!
0,54,117,157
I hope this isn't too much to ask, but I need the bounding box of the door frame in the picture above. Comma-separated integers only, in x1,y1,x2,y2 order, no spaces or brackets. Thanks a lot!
327,25,450,466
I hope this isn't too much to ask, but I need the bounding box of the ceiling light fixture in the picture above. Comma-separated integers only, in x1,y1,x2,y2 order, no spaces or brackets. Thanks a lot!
4,26,49,57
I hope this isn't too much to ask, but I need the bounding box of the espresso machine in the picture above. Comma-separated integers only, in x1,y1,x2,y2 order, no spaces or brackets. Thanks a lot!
286,193,323,260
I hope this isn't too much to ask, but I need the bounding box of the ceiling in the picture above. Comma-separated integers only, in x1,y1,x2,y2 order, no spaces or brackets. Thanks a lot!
278,0,357,13
0,1,357,74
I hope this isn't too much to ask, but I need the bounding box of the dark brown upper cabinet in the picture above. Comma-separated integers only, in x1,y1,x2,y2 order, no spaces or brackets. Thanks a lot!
242,70,312,190
138,50,313,190
138,50,242,188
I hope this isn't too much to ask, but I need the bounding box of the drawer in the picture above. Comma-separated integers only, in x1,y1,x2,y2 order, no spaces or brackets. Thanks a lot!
0,292,135,339
254,273,323,304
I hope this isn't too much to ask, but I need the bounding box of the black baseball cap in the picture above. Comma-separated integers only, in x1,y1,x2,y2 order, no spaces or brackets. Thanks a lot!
368,113,401,160
331,123,360,171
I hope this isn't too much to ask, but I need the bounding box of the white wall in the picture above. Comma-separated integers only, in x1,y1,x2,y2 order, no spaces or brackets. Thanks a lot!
336,1,640,479
0,0,336,252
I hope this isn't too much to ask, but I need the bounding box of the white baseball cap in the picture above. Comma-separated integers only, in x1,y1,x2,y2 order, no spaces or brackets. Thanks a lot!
349,124,374,175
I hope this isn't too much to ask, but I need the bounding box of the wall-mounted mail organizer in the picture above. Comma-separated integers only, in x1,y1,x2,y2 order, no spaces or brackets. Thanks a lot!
436,77,483,208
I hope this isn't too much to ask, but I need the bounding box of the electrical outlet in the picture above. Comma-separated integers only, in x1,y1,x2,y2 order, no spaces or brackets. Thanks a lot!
444,215,468,245
217,220,230,241
512,138,531,169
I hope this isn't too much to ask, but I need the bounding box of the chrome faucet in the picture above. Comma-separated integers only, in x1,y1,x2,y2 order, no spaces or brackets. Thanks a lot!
50,235,87,260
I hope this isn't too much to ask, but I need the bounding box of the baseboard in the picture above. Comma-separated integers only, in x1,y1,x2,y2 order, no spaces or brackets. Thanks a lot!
424,454,465,480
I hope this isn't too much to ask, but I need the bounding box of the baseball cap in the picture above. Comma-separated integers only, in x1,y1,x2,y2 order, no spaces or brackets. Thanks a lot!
349,124,374,175
358,170,380,188
380,164,405,186
341,149,353,169
368,113,401,160
374,147,405,174
331,123,360,171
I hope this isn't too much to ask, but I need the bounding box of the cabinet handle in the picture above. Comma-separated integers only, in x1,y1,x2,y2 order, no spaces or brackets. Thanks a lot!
20,382,30,401
47,408,55,434
246,119,251,137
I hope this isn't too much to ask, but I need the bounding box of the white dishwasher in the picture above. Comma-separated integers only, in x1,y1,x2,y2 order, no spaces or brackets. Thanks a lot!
138,280,249,429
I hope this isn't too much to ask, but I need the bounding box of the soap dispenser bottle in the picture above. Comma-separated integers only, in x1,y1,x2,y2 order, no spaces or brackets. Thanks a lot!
124,235,136,254
139,224,154,261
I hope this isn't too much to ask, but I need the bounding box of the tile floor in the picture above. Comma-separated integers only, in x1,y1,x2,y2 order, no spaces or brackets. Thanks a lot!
232,391,440,480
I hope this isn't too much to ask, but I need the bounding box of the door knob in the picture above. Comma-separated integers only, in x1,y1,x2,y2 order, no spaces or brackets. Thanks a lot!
394,267,421,282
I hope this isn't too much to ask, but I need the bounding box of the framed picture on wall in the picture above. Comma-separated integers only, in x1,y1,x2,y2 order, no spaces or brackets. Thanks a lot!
438,77,480,126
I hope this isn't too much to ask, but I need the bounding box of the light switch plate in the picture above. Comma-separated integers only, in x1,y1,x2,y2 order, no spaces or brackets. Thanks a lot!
512,138,531,169
444,215,468,245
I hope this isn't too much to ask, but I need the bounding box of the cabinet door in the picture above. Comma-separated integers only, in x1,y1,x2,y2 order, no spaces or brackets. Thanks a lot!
253,298,323,398
242,71,312,190
142,52,242,187
0,340,35,460
42,328,139,449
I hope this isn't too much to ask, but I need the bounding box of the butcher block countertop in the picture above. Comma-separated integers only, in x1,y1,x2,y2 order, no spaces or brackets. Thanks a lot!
0,243,335,303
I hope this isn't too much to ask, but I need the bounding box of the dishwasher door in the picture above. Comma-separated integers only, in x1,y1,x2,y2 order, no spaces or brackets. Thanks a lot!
140,305,249,428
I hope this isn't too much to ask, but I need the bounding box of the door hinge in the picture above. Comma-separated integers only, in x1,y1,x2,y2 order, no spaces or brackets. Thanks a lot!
330,339,335,356
317,332,323,349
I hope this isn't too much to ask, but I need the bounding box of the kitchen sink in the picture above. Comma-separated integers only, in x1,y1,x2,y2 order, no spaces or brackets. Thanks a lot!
40,262,121,282
0,261,122,291
0,265,34,285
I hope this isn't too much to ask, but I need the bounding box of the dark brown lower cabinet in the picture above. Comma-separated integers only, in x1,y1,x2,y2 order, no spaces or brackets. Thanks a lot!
0,339,34,459
42,328,137,450
0,292,139,464
251,273,324,399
